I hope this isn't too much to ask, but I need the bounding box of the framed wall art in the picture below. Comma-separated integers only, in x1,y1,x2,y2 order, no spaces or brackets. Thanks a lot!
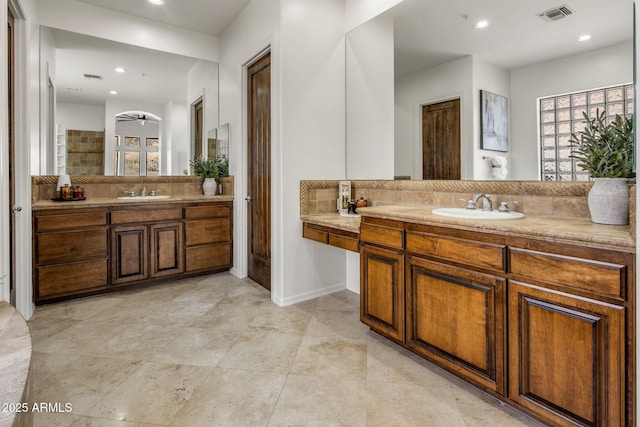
480,90,508,152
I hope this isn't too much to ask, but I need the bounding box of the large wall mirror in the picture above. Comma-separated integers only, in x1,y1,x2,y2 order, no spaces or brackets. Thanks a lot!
39,26,219,176
346,0,633,181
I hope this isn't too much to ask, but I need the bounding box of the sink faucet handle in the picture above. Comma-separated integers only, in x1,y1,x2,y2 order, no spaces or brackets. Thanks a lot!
124,190,136,197
498,201,519,212
149,189,160,197
459,199,477,209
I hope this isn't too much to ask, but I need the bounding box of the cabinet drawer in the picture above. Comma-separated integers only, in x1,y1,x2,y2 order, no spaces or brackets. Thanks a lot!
184,204,231,219
37,259,108,299
360,223,404,249
185,243,232,272
185,218,231,246
509,248,625,299
329,234,359,252
111,207,182,224
406,231,506,272
36,211,107,231
303,224,328,244
36,229,108,264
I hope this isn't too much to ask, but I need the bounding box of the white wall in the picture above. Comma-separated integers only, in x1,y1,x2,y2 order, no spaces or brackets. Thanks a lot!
395,56,473,179
345,0,403,32
346,12,394,179
510,41,633,180
38,25,55,174
165,100,188,176
38,0,219,62
472,58,510,180
219,0,348,306
57,102,105,131
187,60,219,159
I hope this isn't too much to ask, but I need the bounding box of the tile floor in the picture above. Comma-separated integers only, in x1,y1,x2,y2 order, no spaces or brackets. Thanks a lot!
28,272,545,426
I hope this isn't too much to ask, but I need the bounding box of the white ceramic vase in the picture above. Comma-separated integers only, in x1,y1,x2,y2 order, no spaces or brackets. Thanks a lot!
587,178,629,225
202,177,217,196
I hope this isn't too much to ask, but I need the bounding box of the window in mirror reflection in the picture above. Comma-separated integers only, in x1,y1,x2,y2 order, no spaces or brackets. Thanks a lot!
539,83,633,182
125,136,140,147
115,135,160,176
146,152,159,176
124,152,140,176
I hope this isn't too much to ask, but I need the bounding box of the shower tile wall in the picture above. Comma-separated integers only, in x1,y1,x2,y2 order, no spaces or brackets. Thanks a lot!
67,130,105,175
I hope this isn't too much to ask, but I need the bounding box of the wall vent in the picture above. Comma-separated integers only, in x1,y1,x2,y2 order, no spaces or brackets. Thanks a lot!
83,73,103,80
537,5,574,22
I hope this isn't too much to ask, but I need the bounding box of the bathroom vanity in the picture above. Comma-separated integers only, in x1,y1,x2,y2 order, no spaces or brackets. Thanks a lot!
299,179,636,427
32,198,233,304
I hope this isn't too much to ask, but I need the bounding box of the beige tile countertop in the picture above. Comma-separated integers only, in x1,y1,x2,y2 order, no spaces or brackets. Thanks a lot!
302,205,635,252
32,195,234,211
0,302,32,427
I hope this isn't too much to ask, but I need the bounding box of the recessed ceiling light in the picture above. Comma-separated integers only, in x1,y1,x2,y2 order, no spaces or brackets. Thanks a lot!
578,34,592,42
114,67,126,73
474,20,490,29
109,90,118,95
147,0,163,4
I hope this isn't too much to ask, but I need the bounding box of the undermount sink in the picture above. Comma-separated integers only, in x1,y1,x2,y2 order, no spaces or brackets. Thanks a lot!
432,207,524,220
117,195,171,201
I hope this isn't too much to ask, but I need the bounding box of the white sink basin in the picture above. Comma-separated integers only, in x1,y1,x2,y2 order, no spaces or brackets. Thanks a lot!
432,207,524,220
117,195,171,201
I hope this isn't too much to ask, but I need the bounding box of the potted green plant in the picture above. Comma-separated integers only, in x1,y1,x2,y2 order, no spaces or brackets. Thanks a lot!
569,109,634,225
189,156,219,196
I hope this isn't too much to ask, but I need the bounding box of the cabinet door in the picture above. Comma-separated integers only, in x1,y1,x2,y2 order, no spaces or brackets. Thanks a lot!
406,256,505,394
360,244,404,342
150,222,184,278
508,281,624,427
111,225,148,285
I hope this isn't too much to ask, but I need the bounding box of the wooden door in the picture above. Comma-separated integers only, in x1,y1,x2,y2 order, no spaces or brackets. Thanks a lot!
192,98,203,158
405,256,505,394
422,99,460,179
7,8,15,306
247,52,271,290
360,244,405,342
508,281,624,426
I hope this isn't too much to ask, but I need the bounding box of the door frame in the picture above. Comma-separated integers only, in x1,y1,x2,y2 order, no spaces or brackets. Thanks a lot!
414,93,466,180
2,0,32,317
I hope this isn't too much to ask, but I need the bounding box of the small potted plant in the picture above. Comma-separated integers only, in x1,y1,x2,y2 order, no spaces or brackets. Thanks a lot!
189,156,219,196
570,109,634,225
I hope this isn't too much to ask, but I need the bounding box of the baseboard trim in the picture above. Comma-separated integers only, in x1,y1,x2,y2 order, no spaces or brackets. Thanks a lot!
272,282,346,306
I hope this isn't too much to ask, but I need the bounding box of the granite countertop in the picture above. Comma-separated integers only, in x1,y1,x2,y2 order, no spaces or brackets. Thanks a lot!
0,302,32,427
302,205,635,252
32,195,234,210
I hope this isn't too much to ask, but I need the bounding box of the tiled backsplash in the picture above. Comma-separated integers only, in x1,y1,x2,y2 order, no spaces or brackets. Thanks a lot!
301,179,636,224
66,130,105,175
32,175,234,203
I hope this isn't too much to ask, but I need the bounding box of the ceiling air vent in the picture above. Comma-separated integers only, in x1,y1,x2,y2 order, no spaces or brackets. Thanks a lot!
83,73,103,80
537,5,574,22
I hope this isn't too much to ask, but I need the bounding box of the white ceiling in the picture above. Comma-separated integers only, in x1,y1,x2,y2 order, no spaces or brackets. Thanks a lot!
75,0,253,36
51,28,201,105
389,0,633,77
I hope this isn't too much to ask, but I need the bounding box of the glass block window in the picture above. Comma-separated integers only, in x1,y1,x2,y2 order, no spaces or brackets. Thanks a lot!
539,83,633,181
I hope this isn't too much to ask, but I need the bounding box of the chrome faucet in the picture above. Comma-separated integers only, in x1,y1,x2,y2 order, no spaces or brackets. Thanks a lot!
473,194,493,211
141,187,146,197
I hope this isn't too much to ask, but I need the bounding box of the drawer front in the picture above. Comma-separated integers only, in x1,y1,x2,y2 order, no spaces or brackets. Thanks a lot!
111,207,182,224
184,204,231,219
360,223,404,249
185,244,232,272
37,229,108,264
185,218,231,246
406,231,506,272
329,234,359,252
303,224,328,244
36,259,108,299
509,248,625,299
36,212,107,231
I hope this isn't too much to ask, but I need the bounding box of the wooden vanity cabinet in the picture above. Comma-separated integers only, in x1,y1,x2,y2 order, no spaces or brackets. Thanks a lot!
184,202,233,273
507,243,631,427
359,218,405,342
359,217,635,426
33,208,109,301
33,200,232,303
110,206,183,285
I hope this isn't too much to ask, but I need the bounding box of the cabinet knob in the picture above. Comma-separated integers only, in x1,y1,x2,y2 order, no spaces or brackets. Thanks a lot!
12,206,22,213
245,196,252,202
